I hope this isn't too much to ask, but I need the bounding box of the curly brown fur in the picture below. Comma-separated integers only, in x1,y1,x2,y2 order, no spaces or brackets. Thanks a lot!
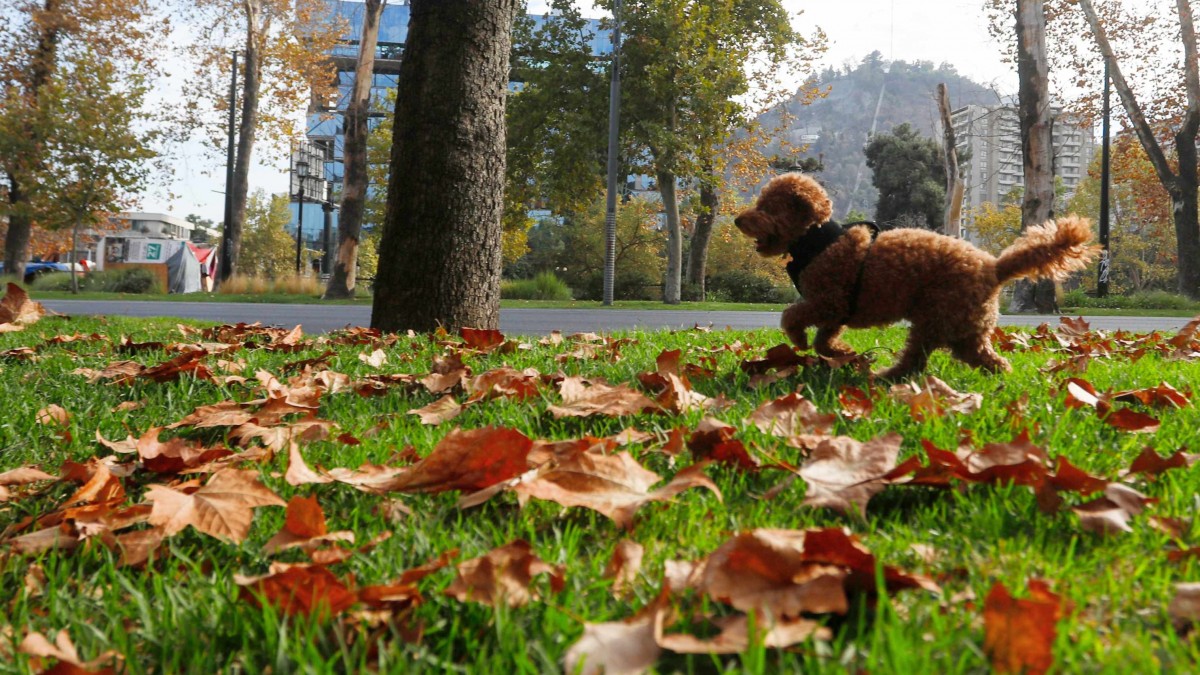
735,173,1101,380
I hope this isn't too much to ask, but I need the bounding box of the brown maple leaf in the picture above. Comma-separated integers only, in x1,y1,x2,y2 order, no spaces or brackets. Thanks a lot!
510,452,721,529
444,540,564,607
19,629,120,674
797,433,903,516
983,580,1066,675
563,591,666,675
262,495,355,555
239,564,358,617
604,539,645,596
408,395,463,425
0,282,45,331
379,426,533,493
146,468,286,543
548,376,661,418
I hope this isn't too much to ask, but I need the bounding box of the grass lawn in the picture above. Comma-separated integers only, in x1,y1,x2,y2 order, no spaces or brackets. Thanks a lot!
2,307,1200,673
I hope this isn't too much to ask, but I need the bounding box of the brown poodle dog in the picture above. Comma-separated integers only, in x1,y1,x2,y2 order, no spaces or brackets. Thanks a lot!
735,173,1100,379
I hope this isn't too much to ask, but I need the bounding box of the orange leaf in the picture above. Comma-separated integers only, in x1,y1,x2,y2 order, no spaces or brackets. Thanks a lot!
444,540,563,607
982,580,1065,674
380,427,533,494
239,565,357,617
146,468,285,543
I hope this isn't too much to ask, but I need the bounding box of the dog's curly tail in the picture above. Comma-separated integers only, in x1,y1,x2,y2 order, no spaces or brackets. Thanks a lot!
994,215,1100,285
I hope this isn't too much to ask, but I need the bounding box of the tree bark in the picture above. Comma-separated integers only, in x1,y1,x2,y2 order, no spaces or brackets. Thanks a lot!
3,0,62,282
224,0,265,283
370,0,516,333
1010,0,1058,313
1077,0,1200,299
659,170,682,305
936,83,964,238
325,0,384,300
683,176,717,300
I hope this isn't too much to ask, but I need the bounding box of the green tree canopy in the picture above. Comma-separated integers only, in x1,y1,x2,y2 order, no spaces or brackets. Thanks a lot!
863,122,947,229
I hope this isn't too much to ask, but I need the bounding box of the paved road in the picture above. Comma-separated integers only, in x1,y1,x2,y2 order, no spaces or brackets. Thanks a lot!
39,299,1193,337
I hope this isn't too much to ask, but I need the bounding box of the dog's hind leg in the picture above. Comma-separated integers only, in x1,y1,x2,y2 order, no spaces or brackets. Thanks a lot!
876,328,933,380
814,325,855,358
949,336,1011,373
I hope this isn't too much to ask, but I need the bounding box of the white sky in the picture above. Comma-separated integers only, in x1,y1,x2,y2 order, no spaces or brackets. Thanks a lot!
144,0,1020,223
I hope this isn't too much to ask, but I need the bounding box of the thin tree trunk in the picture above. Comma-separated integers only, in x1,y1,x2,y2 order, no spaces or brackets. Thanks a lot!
1010,0,1058,313
370,0,517,333
684,177,717,300
1077,0,1200,298
70,218,81,294
937,83,964,238
3,0,62,281
225,0,265,283
325,0,384,300
659,170,682,305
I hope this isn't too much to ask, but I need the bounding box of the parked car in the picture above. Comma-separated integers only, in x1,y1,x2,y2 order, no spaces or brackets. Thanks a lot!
0,260,84,284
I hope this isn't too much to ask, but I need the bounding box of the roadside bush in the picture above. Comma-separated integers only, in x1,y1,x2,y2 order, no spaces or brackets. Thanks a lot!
217,274,322,297
1061,289,1200,311
576,269,660,301
31,268,163,294
501,271,573,301
706,269,780,303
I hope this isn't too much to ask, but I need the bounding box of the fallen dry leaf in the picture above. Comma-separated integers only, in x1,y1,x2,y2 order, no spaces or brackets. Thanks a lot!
548,376,661,418
408,395,463,425
510,452,721,529
0,282,45,330
563,594,664,675
982,580,1066,675
444,540,564,607
146,468,286,543
380,427,533,493
19,628,120,674
239,564,358,618
605,539,645,596
797,433,903,516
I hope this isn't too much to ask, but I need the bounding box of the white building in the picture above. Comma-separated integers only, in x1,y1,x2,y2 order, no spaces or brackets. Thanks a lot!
951,103,1095,235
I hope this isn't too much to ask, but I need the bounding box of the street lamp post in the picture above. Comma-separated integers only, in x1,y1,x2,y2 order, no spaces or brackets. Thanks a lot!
295,159,309,275
321,182,334,276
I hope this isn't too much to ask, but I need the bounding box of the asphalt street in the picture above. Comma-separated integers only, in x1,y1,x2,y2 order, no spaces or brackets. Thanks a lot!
39,299,1194,337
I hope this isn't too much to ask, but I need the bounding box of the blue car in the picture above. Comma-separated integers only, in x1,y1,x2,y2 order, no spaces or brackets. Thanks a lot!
0,260,72,284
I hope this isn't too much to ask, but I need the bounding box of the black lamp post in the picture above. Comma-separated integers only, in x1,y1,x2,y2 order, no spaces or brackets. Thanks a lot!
321,182,334,276
294,158,309,275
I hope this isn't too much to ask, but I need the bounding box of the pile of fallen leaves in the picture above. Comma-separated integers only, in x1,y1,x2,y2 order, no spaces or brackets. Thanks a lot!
3,283,1200,673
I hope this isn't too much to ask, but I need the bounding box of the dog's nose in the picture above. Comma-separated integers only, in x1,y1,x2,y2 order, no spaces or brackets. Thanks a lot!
734,215,745,230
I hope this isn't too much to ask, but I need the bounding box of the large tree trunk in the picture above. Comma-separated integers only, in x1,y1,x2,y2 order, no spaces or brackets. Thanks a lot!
3,0,62,282
1077,0,1200,299
659,170,682,305
1009,0,1058,313
370,0,516,333
224,0,265,283
325,0,384,300
683,176,717,300
936,83,964,238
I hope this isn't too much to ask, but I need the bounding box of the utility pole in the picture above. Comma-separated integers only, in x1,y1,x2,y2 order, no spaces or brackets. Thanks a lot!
218,51,238,285
602,0,623,306
1097,59,1112,297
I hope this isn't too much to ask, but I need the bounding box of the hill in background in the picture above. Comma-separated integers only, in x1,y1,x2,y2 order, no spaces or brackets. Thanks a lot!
753,51,1002,218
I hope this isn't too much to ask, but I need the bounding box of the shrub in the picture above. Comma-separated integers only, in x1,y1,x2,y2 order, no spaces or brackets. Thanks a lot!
706,270,780,303
576,269,660,301
1061,289,1200,311
501,272,572,301
216,274,322,296
30,268,163,294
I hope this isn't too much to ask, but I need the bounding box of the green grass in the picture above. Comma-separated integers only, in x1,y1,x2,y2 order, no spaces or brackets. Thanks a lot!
2,314,1200,672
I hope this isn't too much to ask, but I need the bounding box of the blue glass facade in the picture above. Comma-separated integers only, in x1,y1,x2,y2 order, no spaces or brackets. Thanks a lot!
294,1,611,240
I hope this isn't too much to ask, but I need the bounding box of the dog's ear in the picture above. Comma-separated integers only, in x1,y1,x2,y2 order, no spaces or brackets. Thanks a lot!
784,173,833,227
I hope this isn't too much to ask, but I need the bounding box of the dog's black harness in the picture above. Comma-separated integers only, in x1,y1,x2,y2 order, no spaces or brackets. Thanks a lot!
785,220,880,321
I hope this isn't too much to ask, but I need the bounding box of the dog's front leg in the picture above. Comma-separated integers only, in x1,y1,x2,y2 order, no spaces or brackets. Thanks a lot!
780,302,819,351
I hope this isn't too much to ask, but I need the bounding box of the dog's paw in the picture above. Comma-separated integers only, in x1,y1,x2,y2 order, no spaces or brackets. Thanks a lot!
786,326,809,351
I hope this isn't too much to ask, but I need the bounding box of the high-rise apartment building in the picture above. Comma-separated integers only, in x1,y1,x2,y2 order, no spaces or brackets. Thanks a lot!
950,102,1095,236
